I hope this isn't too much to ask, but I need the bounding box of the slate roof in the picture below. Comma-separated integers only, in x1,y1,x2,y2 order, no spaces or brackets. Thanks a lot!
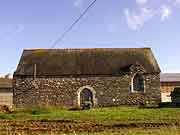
0,78,12,88
160,73,180,82
14,48,161,76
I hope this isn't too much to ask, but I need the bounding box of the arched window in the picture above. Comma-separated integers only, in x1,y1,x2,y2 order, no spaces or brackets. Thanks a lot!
132,74,145,92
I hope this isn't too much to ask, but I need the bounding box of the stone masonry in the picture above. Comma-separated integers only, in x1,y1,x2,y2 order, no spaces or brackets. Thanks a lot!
13,73,161,108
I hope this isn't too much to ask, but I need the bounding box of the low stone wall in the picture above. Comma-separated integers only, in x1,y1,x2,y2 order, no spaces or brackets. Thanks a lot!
13,74,161,108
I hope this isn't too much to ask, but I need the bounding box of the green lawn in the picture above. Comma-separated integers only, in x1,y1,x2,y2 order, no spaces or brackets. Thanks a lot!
0,106,180,123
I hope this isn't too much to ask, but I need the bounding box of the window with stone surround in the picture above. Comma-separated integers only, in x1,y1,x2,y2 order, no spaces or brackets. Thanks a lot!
132,74,145,92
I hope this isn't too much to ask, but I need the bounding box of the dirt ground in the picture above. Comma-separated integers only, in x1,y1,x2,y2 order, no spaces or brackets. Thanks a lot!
0,120,180,134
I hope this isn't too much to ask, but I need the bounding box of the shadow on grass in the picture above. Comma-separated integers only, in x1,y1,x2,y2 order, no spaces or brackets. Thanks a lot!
138,102,180,109
159,102,180,108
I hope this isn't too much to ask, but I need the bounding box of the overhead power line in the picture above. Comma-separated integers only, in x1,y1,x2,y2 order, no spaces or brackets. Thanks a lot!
50,0,97,48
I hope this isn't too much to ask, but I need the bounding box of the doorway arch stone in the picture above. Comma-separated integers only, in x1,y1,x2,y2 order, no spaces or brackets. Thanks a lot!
77,85,97,107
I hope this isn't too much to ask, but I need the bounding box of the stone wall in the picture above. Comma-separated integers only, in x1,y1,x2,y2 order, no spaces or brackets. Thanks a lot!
13,73,161,108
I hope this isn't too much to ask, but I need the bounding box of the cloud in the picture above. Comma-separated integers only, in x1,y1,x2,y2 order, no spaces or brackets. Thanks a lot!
0,24,24,40
136,0,148,6
73,0,84,7
124,8,154,30
124,10,143,30
124,0,177,30
174,0,180,7
160,5,172,21
0,73,13,79
0,67,15,79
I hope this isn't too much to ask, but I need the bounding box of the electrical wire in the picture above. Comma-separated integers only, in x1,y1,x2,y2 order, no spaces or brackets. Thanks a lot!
50,0,97,48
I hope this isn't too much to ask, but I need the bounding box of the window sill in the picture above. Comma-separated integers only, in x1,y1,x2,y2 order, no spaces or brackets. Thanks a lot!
131,90,145,93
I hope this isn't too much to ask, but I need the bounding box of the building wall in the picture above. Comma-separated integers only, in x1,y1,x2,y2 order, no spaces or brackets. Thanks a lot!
13,73,161,108
0,89,13,108
161,82,180,102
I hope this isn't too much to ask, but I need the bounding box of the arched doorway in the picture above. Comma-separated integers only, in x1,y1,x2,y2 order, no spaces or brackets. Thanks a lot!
80,88,93,107
77,86,96,107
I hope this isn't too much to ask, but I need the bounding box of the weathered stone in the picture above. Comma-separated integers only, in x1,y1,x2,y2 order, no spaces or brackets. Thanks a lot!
13,73,161,108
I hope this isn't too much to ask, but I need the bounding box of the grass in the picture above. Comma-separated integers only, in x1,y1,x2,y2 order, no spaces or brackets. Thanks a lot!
0,106,180,123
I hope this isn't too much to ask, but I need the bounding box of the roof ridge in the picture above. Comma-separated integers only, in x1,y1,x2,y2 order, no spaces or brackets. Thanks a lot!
23,47,151,51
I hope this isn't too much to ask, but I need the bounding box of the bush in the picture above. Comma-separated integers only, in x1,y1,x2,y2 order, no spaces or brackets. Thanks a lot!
171,87,180,97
